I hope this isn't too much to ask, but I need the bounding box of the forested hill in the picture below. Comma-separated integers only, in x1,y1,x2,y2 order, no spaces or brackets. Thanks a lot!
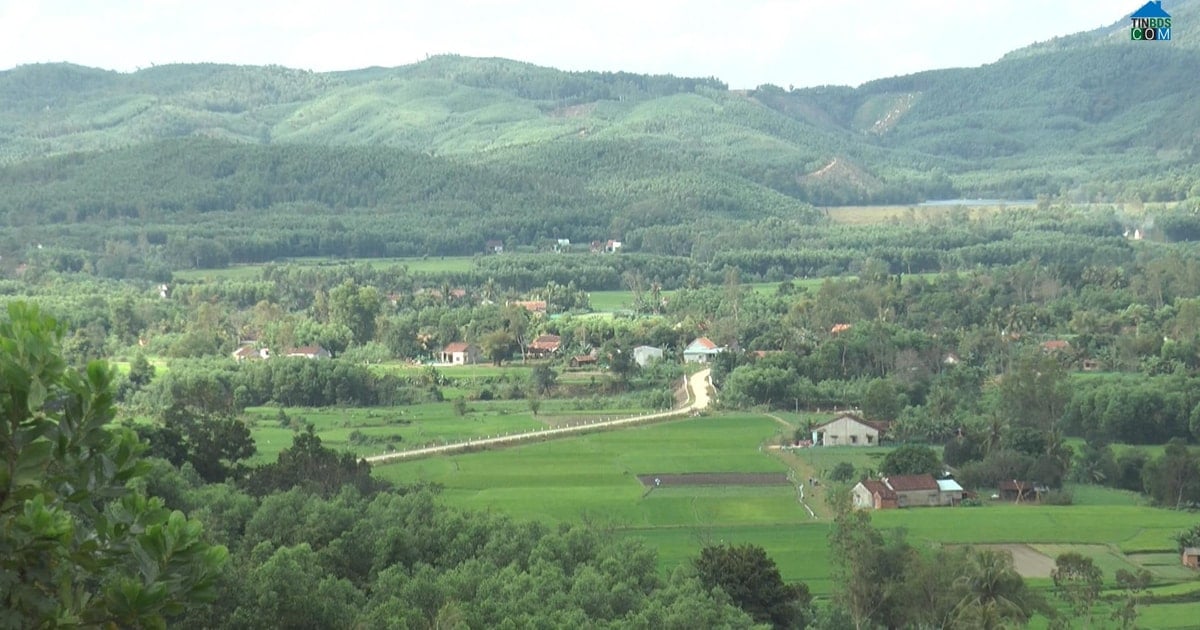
0,1,1198,256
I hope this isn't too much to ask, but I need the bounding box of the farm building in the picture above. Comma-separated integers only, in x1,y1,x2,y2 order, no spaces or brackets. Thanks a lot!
852,474,947,509
936,478,965,506
569,354,598,368
441,342,480,365
853,479,897,510
683,337,724,363
232,345,269,362
998,479,1046,503
528,334,562,357
1183,548,1200,570
633,345,664,367
811,413,885,446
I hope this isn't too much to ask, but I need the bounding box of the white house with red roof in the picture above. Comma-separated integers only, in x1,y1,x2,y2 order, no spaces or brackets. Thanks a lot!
683,337,725,363
440,342,480,365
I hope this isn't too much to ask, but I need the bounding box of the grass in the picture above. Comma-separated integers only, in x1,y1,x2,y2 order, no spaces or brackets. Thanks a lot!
370,411,1200,617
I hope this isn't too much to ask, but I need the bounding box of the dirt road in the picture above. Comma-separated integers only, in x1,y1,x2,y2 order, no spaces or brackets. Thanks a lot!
365,368,712,464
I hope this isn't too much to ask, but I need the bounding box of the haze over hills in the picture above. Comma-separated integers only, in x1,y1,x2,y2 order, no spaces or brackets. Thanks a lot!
0,0,1197,263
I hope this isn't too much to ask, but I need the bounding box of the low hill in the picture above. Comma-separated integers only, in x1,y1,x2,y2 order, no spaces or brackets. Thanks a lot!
0,1,1198,265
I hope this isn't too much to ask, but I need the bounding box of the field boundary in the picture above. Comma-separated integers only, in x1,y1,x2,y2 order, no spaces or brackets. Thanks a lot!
365,369,712,464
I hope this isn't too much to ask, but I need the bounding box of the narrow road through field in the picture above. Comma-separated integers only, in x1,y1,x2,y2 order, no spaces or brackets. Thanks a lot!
365,369,712,464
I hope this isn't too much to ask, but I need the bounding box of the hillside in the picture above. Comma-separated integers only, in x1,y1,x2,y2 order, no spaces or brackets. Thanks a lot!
0,1,1198,265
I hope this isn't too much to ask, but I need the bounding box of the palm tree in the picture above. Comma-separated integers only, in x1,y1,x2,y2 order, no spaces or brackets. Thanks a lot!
952,548,1032,629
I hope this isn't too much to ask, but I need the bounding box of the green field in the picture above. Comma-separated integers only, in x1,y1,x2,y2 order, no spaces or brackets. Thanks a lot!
371,411,1200,619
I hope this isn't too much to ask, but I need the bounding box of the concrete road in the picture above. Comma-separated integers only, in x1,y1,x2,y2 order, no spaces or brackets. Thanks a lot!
365,368,712,464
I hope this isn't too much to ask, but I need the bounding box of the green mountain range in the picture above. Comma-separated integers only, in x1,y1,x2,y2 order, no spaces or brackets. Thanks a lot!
1,1,1197,262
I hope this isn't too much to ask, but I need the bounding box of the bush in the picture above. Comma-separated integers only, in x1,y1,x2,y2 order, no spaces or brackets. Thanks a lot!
829,462,856,483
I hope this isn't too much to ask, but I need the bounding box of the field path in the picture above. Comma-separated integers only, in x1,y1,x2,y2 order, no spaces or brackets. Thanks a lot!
365,369,712,464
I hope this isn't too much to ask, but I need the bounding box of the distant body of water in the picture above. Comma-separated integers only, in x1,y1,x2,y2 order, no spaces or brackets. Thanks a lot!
918,198,1038,207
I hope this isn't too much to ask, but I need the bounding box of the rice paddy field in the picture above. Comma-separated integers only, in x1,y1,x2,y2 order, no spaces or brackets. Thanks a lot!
371,411,1200,626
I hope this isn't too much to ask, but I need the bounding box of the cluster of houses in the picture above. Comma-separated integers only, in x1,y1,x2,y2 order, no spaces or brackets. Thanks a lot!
852,474,965,509
482,239,624,255
434,335,723,368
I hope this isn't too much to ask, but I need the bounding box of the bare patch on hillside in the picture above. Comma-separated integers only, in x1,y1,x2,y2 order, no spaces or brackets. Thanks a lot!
548,103,596,118
798,156,882,193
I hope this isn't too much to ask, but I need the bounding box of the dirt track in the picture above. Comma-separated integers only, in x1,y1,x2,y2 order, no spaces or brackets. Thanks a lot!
365,368,712,464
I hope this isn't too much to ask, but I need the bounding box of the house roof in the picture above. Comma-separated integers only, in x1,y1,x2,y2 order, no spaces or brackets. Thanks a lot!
812,412,884,433
530,334,562,350
884,474,939,492
633,345,661,352
860,479,896,499
444,342,470,353
830,323,852,334
690,337,717,350
511,300,547,313
233,346,259,358
1042,340,1070,351
937,479,964,493
571,354,597,363
1131,1,1170,18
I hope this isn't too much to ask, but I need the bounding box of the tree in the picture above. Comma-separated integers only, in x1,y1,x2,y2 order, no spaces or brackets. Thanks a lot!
328,279,382,346
1111,568,1152,630
998,352,1071,433
1051,552,1103,629
862,378,901,421
530,364,558,395
480,330,516,366
952,547,1040,629
880,444,942,476
1175,523,1200,552
243,428,384,498
829,462,856,483
0,302,226,627
693,543,811,629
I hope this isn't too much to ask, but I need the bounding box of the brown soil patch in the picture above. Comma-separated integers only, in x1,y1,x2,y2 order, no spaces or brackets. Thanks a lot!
971,544,1056,578
637,473,790,487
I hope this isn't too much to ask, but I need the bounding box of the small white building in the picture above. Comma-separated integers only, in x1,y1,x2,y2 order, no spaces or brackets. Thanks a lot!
633,345,664,367
811,413,883,446
683,337,724,363
285,345,331,359
440,342,480,365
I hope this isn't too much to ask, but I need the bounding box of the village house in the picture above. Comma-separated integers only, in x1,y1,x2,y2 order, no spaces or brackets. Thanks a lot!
509,300,547,315
285,345,331,359
633,345,664,367
1041,339,1070,354
232,346,270,362
440,342,480,365
683,337,724,363
1183,547,1200,570
485,240,504,254
852,474,945,509
998,479,1046,503
811,412,885,446
527,334,562,357
569,354,598,368
936,478,965,506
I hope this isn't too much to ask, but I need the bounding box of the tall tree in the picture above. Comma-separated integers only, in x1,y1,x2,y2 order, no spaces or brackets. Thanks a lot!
0,302,226,627
693,543,811,629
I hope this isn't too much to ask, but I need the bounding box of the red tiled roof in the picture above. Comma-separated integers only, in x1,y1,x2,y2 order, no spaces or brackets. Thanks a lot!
1042,340,1070,351
444,342,470,353
883,474,939,492
288,345,325,355
530,334,562,350
692,337,717,349
861,479,896,499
